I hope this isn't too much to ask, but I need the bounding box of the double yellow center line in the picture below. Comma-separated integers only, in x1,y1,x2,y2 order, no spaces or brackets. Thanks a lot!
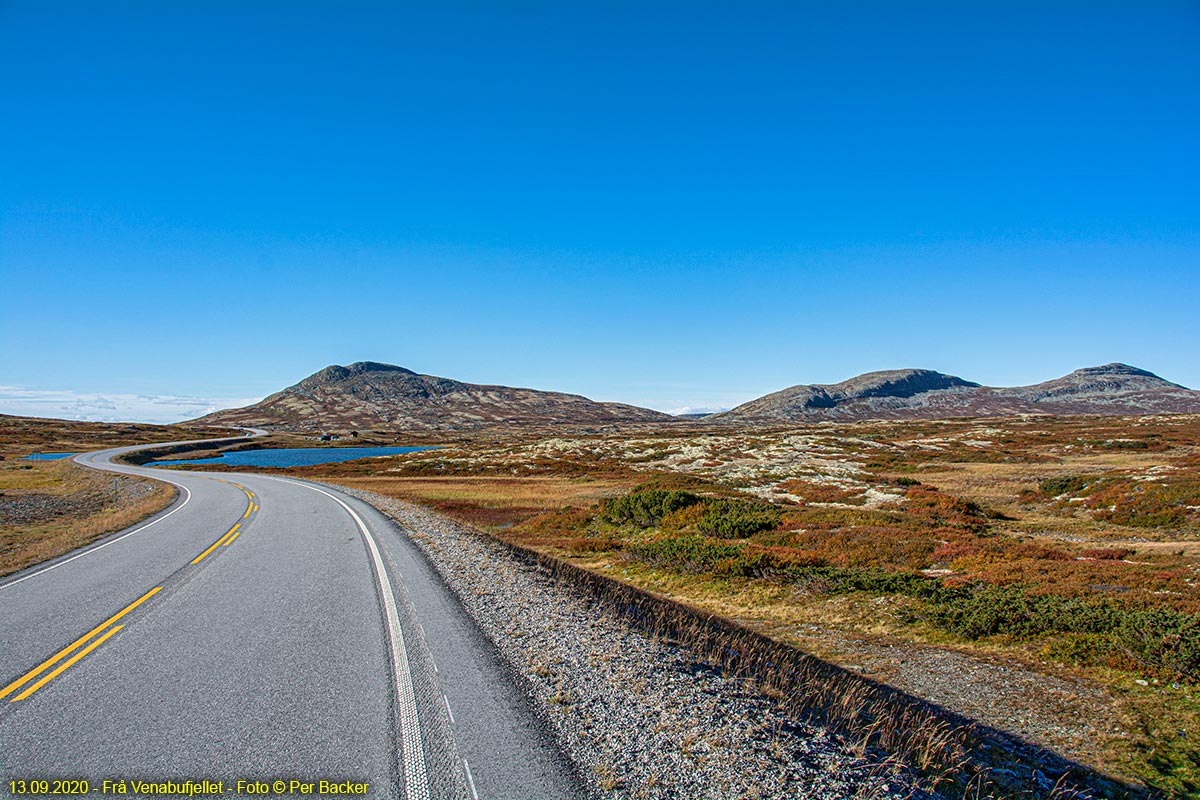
4,483,259,703
190,522,242,564
191,485,257,565
1,586,161,702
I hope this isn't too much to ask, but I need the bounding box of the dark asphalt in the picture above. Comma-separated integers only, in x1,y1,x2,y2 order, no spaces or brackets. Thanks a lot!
0,440,585,799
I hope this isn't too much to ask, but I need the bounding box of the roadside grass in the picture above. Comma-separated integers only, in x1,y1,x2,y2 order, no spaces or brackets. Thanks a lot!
0,459,175,577
559,541,1200,796
307,413,1200,794
0,414,231,459
0,414,241,578
323,475,635,528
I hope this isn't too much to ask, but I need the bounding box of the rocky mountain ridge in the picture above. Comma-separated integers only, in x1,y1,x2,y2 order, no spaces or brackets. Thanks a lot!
197,361,672,432
714,363,1200,423
197,362,1200,432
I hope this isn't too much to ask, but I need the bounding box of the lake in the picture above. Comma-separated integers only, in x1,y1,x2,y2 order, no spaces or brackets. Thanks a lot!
148,446,436,468
23,452,80,460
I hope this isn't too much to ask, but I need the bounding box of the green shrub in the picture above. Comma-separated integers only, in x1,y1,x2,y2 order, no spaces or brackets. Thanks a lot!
916,585,1200,677
1114,507,1189,529
602,489,702,528
922,585,1119,640
626,536,767,577
1083,475,1200,528
1039,475,1092,496
697,498,782,538
1040,633,1113,667
1117,608,1200,679
613,486,1200,678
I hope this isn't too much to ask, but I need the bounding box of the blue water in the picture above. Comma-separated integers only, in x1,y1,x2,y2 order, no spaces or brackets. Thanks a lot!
149,446,436,468
23,452,80,460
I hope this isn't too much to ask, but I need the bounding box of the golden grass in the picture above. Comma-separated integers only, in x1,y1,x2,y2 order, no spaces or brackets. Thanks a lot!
918,456,1165,511
304,414,1200,793
328,475,633,527
0,459,73,492
564,552,925,649
496,539,1126,798
0,414,231,458
337,475,627,505
0,460,176,577
530,548,1159,790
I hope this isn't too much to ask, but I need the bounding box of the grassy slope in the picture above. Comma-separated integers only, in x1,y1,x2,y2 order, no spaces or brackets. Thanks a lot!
0,416,232,578
303,414,1200,796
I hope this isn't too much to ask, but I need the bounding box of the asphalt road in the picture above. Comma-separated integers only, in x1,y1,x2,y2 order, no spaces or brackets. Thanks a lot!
0,440,584,799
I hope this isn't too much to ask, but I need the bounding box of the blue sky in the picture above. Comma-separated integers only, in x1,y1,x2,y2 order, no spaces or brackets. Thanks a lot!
2,2,1197,422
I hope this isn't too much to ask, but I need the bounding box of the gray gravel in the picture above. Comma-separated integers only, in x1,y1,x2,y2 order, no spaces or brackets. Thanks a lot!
335,486,938,800
0,473,157,527
792,628,1123,756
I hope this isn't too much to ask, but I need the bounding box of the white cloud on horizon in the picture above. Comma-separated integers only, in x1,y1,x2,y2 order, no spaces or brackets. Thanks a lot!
665,405,731,416
0,386,263,425
0,386,737,423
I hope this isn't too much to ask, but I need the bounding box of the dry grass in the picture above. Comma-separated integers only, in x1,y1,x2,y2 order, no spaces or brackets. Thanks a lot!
483,538,1125,799
335,475,629,506
328,475,633,528
302,413,1200,795
0,459,176,577
0,414,230,459
0,414,224,577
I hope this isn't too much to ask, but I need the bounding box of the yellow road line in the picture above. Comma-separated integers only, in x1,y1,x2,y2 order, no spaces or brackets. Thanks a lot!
190,523,241,565
190,484,256,563
0,587,161,701
12,625,124,702
3,481,260,704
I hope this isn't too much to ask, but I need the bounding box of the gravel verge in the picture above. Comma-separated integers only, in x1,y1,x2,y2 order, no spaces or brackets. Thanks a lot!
334,485,936,800
792,628,1123,762
0,473,158,527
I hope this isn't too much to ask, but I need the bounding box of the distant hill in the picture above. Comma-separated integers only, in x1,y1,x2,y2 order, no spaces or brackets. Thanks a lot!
196,362,673,431
713,364,1200,423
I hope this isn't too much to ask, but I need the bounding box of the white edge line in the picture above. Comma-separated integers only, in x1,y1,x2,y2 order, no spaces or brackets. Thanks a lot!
280,479,431,800
0,434,266,592
463,759,479,800
443,693,455,724
0,479,191,593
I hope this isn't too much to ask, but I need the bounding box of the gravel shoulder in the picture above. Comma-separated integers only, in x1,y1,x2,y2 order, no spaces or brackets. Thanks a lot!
0,460,175,578
336,484,936,800
786,626,1124,768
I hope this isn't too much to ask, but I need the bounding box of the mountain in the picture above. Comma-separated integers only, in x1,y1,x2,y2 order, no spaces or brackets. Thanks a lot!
995,364,1195,412
713,364,1200,423
196,362,673,432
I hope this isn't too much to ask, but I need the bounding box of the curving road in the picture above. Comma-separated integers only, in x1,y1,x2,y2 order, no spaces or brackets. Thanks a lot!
0,440,584,799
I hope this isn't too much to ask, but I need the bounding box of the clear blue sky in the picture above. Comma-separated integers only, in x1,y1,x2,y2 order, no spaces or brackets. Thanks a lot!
2,2,1197,421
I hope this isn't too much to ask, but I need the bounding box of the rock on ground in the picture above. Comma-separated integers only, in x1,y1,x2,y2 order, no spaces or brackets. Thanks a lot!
336,485,937,800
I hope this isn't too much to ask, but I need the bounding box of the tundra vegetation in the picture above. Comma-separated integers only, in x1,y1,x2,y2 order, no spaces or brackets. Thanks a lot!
300,414,1200,796
0,416,227,576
